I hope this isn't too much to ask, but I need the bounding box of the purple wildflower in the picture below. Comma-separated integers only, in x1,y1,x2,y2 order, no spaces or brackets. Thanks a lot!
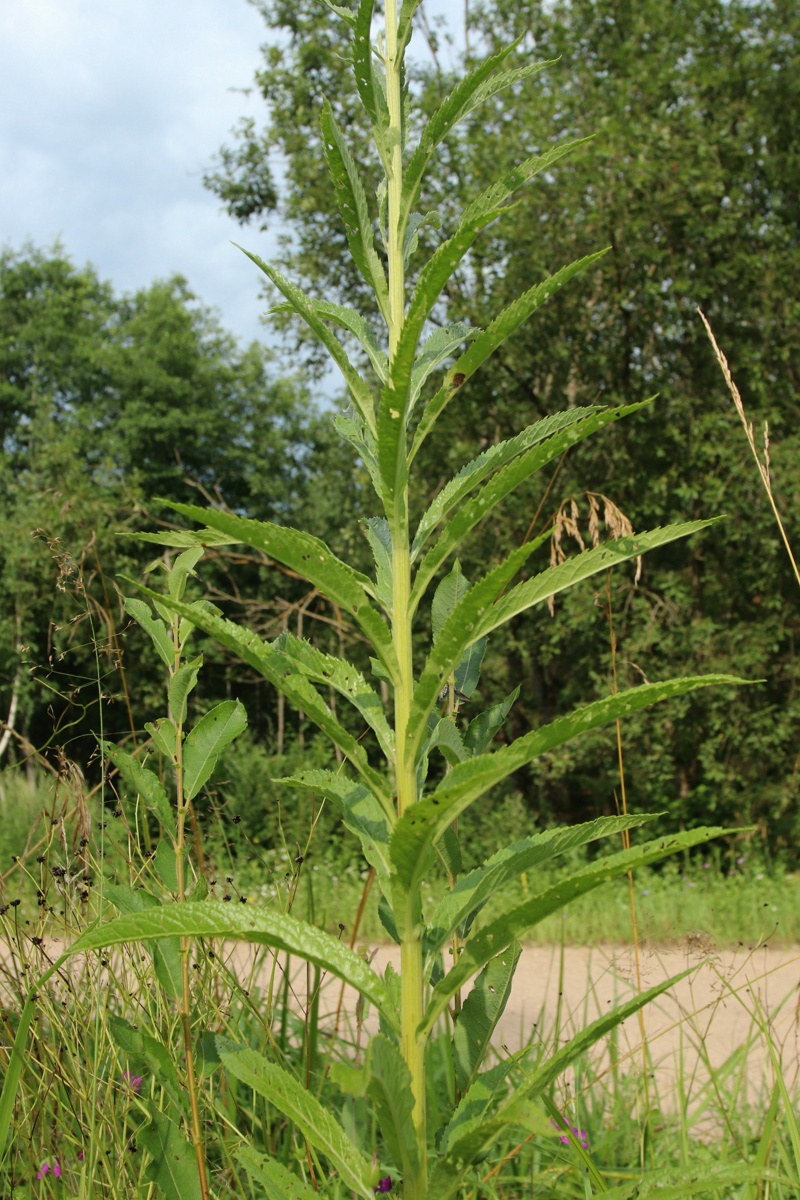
550,1119,589,1150
374,1176,392,1193
36,1159,62,1179
122,1070,143,1093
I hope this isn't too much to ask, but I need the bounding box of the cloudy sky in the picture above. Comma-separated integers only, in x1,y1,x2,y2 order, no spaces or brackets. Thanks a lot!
0,0,462,354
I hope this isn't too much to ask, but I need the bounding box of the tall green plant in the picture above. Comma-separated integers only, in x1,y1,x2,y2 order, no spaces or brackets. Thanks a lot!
1,4,746,1197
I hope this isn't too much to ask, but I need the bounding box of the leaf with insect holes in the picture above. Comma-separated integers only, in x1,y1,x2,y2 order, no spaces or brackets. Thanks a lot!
427,812,660,952
219,1043,374,1198
411,250,609,459
475,520,721,641
182,700,247,801
401,37,553,226
411,405,604,561
236,1147,320,1200
410,401,651,611
423,827,730,1034
139,1105,202,1200
68,902,397,1026
453,943,522,1095
391,676,746,909
100,742,175,839
163,502,397,677
409,323,477,412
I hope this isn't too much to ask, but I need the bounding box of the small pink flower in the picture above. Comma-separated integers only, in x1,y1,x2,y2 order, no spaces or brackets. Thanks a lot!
373,1177,392,1194
122,1070,143,1093
36,1159,62,1179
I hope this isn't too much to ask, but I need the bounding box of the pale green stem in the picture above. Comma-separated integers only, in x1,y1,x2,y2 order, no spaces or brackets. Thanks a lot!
385,2,426,1193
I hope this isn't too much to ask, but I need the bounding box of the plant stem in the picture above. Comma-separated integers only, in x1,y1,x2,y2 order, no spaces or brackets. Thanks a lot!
386,3,426,1192
171,621,210,1200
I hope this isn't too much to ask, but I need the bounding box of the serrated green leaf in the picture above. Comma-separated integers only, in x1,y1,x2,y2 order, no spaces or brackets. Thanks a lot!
104,883,182,999
236,1147,319,1200
219,1045,373,1198
424,827,729,1033
123,597,173,669
411,406,603,561
139,1104,202,1200
276,769,392,880
120,526,239,549
129,585,392,805
410,251,609,461
331,1035,419,1177
402,39,551,225
454,636,487,700
453,943,521,1095
428,813,660,952
145,716,177,760
334,409,384,498
410,400,651,610
237,246,376,432
439,968,699,1178
403,208,442,266
406,540,544,770
353,0,389,164
274,295,388,383
163,502,397,678
167,546,204,601
431,560,471,642
435,1052,527,1164
363,516,394,614
463,686,519,757
425,717,468,768
182,700,247,801
477,519,721,641
320,102,389,322
167,657,201,726
391,675,746,902
409,322,477,412
67,901,396,1027
101,742,175,839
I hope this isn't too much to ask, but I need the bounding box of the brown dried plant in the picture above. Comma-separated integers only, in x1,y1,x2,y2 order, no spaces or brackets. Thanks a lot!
548,491,643,614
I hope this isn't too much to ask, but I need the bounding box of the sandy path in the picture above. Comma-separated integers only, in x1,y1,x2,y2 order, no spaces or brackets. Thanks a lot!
223,939,800,1108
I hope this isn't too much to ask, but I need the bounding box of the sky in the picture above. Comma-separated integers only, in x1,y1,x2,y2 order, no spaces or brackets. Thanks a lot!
0,0,463,355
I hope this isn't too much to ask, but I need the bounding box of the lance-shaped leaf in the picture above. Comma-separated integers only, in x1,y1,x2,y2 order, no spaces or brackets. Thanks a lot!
401,37,552,227
409,322,477,412
164,502,398,678
275,630,394,760
406,540,544,769
219,1044,374,1199
353,0,389,165
100,741,175,839
453,943,521,1096
334,409,383,499
122,526,239,549
463,686,519,757
128,585,391,805
391,675,745,903
410,400,650,611
124,596,174,669
431,969,697,1197
410,250,608,461
272,296,388,383
424,827,730,1034
428,813,660,952
331,1035,419,1179
139,1105,203,1200
363,516,394,614
68,901,397,1028
433,1050,531,1165
411,405,604,561
320,101,389,322
238,246,376,433
182,699,247,800
378,140,590,514
475,520,721,642
167,658,201,726
236,1147,319,1200
104,883,182,999
403,208,442,266
276,769,393,880
397,0,424,55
